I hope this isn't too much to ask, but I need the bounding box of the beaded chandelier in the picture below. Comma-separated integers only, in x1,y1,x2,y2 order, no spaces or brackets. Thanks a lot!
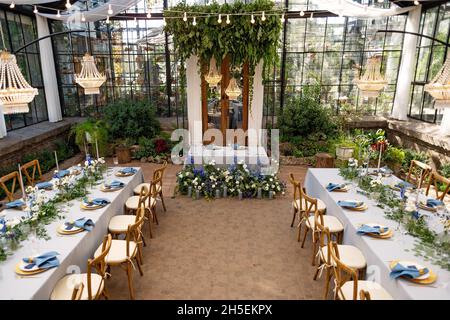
204,57,222,87
225,78,241,100
424,53,450,108
0,50,38,114
354,55,387,98
75,53,106,95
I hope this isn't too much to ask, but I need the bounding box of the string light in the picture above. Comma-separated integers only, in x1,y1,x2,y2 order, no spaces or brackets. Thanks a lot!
65,0,71,9
250,14,255,24
261,11,266,21
108,4,113,15
9,2,14,9
310,12,314,18
300,10,305,17
81,13,86,22
414,0,419,5
147,11,151,18
217,14,222,24
192,16,197,26
33,6,38,14
106,15,110,24
183,12,187,22
226,14,230,24
281,13,285,23
56,10,61,18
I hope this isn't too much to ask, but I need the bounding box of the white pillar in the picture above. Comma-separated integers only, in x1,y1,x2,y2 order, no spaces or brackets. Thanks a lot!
391,5,421,120
185,55,203,145
248,60,264,147
0,109,6,138
36,15,62,122
440,109,450,136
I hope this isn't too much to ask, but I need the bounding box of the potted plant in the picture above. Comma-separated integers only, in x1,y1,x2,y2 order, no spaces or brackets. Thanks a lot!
383,146,405,176
114,138,133,164
335,136,356,161
71,119,108,157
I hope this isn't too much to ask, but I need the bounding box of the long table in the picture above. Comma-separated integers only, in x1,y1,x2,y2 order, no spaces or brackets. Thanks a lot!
304,168,450,300
0,167,143,300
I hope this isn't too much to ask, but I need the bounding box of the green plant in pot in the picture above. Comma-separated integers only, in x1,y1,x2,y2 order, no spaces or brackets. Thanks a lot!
70,119,108,157
383,146,405,175
335,136,356,161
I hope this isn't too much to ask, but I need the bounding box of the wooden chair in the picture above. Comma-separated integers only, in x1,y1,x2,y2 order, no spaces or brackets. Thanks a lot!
51,234,112,300
95,208,145,300
0,171,20,202
359,290,371,300
298,191,344,266
425,171,450,201
329,241,392,300
133,160,168,212
313,212,366,299
21,160,42,187
406,160,432,189
125,185,157,239
288,173,326,228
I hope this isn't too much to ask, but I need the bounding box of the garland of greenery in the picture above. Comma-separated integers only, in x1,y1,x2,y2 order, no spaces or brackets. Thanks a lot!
164,0,282,74
339,166,450,271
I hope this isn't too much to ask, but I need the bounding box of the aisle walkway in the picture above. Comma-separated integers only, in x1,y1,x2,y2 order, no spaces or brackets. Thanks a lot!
106,161,324,299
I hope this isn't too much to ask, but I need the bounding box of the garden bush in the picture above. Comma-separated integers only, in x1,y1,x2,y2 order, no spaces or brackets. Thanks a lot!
401,149,430,172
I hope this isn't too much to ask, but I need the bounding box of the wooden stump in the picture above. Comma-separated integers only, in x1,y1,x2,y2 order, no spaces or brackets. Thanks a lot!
315,153,334,168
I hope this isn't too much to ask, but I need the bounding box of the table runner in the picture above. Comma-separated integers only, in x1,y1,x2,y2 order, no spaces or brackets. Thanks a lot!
304,168,450,300
0,167,143,300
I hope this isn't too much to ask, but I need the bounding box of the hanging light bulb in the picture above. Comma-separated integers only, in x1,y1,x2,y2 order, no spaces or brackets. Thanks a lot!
75,53,106,95
204,57,222,87
106,15,110,24
226,14,230,24
217,14,222,24
225,78,241,100
81,13,86,22
414,1,420,5
250,14,255,24
65,0,71,9
300,10,305,17
377,0,384,3
9,2,15,9
56,10,61,18
108,4,113,15
147,10,151,18
261,11,266,21
183,12,187,22
192,16,196,26
281,13,285,23
33,6,38,14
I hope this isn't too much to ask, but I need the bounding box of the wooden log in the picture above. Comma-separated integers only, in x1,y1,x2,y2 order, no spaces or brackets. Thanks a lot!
315,152,334,168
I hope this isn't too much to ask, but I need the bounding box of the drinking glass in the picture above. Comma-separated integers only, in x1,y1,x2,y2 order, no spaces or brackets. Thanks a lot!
113,157,119,166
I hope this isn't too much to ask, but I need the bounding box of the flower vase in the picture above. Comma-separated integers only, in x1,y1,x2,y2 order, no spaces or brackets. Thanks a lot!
215,189,221,199
269,191,274,199
223,186,227,198
257,188,262,199
187,186,192,198
238,190,243,200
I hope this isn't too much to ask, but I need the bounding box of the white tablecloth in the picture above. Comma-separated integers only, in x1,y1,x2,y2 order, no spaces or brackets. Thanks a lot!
304,168,450,300
0,167,143,300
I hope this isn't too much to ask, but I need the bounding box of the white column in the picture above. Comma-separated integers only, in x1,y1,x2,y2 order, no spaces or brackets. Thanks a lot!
0,109,6,138
36,15,62,122
248,60,264,147
391,5,421,121
440,109,450,136
185,55,203,145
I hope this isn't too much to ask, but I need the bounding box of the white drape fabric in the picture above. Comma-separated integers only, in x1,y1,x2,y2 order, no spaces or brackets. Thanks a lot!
0,0,52,3
185,55,203,145
391,5,421,121
316,0,414,18
36,15,62,123
248,60,264,147
0,108,6,138
37,0,140,23
440,109,450,136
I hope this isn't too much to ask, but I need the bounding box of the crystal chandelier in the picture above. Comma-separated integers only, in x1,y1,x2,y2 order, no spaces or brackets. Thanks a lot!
75,53,106,95
0,50,38,114
225,78,241,100
354,55,387,98
424,53,450,108
204,57,222,87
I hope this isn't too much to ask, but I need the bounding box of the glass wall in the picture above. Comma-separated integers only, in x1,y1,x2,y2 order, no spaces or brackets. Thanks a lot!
409,2,450,124
0,9,48,131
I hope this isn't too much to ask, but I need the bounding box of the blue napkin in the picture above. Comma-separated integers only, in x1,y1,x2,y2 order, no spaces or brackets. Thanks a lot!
35,181,53,190
395,180,414,189
6,199,25,209
84,198,110,206
65,217,95,232
326,183,345,192
22,251,60,270
119,167,137,174
338,200,364,208
105,180,125,189
379,166,393,174
54,169,70,178
357,224,388,235
390,262,429,279
0,218,6,233
426,199,444,208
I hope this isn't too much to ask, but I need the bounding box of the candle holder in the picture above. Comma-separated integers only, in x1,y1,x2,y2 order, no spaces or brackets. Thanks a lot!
238,190,243,200
215,189,221,199
223,186,227,198
195,189,200,200
257,187,262,199
187,186,192,198
269,191,274,199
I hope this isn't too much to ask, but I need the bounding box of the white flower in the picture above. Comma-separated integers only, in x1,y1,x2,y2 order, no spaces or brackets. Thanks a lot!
212,184,216,188
84,161,89,166
179,173,183,178
6,218,21,228
201,183,205,186
236,181,240,185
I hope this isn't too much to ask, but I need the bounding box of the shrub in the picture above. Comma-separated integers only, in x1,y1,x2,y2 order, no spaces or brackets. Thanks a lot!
103,99,161,144
134,137,155,159
402,149,430,172
383,146,405,166
440,163,450,178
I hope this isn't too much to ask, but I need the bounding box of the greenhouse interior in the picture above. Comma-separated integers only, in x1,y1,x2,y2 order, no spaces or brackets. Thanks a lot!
0,0,450,303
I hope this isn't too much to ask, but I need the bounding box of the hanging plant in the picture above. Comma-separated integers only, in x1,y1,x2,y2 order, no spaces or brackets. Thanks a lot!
164,0,283,75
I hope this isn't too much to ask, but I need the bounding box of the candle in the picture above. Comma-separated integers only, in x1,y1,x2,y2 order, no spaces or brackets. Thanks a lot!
238,190,242,200
95,138,100,159
187,186,192,198
377,143,383,170
215,189,220,199
195,189,200,200
54,151,59,171
223,186,227,198
18,164,26,200
257,187,262,199
269,190,274,199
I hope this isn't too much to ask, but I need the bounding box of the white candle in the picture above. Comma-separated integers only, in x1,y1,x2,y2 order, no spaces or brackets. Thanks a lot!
54,150,59,171
95,138,100,159
377,144,383,170
18,164,26,200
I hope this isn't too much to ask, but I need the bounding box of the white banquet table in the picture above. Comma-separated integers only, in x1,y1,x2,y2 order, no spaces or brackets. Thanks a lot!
0,167,143,300
304,168,450,300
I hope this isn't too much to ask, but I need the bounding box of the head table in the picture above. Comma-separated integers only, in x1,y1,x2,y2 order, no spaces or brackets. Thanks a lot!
0,167,144,300
305,168,450,300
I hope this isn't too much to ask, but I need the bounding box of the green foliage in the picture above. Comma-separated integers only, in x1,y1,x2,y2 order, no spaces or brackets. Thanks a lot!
383,146,405,166
402,149,430,172
70,119,108,155
103,99,160,144
134,137,155,159
164,0,282,73
439,163,450,178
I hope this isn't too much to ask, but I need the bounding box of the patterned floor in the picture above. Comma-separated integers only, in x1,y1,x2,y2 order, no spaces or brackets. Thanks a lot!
104,161,325,299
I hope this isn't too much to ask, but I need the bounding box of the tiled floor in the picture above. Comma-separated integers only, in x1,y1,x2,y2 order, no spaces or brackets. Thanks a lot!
104,161,325,300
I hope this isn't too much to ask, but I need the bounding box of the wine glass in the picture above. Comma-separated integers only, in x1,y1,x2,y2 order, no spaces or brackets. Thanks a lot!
113,157,119,166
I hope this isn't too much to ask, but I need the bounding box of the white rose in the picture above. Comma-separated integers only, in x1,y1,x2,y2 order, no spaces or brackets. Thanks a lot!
6,218,21,228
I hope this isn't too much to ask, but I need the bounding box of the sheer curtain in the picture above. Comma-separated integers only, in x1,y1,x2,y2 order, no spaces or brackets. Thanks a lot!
311,0,414,18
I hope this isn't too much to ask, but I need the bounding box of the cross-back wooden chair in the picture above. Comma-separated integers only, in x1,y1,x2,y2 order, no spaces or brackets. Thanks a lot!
298,191,344,267
20,160,42,187
125,185,156,239
133,160,168,212
313,212,366,299
0,171,20,202
425,171,450,201
406,160,432,189
329,241,392,300
51,234,112,300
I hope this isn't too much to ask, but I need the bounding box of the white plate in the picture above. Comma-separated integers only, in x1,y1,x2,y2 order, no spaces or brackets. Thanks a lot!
18,260,40,272
396,260,430,280
364,223,390,236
